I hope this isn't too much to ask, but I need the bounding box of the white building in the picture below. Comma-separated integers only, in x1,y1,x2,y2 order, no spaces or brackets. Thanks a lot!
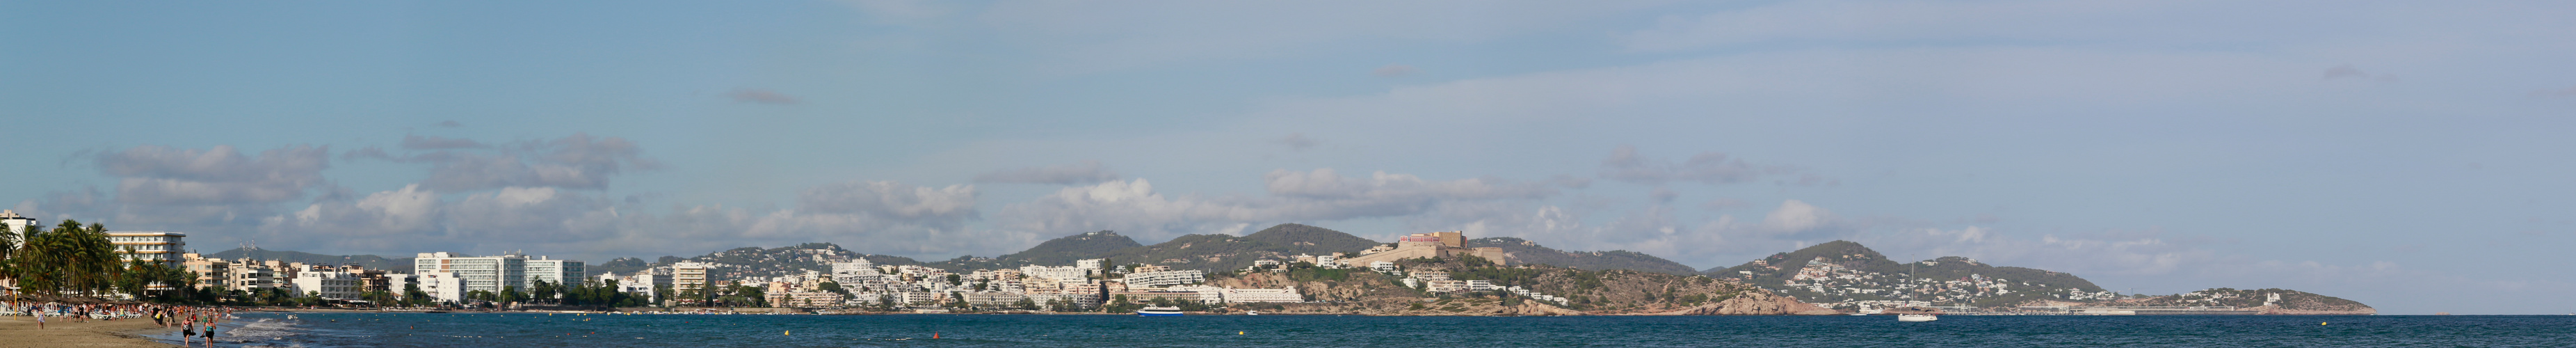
414,252,526,294
832,260,882,285
1077,258,1106,273
1221,287,1304,303
1167,285,1304,303
384,273,418,296
1121,269,1206,288
1315,255,1338,268
106,231,186,267
597,271,664,303
1,209,37,248
418,271,466,303
1467,280,1496,291
1020,265,1088,282
525,257,585,287
291,271,362,300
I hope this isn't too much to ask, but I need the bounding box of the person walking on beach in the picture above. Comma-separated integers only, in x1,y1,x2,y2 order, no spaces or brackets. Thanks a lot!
201,318,217,347
31,303,44,330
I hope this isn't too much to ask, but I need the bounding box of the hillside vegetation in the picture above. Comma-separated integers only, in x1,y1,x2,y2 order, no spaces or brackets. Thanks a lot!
1467,237,1699,275
210,248,412,273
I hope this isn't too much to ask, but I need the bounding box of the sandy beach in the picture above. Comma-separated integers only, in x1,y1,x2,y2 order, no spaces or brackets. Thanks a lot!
0,315,177,348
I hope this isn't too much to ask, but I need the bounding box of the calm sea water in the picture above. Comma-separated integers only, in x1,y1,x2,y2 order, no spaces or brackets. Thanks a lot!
158,312,2576,347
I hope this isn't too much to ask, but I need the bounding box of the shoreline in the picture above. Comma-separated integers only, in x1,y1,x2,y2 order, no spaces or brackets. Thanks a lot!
0,315,179,347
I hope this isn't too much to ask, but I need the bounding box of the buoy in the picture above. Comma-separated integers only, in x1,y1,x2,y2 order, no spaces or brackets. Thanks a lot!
933,332,941,339
785,331,791,335
1239,331,1245,335
2321,322,2328,325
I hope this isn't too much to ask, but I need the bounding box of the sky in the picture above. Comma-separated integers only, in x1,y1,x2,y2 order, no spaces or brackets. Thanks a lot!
4,1,2574,314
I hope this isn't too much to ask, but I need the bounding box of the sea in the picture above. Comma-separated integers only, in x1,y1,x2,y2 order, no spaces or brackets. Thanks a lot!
150,313,2576,347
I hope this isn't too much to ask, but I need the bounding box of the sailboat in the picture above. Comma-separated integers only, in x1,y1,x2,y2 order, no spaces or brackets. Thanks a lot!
1894,258,1940,322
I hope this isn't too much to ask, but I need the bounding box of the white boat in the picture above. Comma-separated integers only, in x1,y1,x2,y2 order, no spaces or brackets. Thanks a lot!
1895,256,1939,322
1246,310,1259,316
1136,306,1184,317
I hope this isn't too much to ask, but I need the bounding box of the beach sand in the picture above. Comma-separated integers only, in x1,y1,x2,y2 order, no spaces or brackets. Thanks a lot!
0,315,177,348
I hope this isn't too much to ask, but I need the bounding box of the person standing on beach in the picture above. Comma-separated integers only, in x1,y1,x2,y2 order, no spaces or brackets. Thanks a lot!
31,304,44,330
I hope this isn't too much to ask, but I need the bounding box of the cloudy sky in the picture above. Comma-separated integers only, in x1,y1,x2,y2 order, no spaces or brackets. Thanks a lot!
6,1,2575,314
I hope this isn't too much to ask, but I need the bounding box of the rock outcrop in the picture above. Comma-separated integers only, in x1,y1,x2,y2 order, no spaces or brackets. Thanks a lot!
1657,291,1842,315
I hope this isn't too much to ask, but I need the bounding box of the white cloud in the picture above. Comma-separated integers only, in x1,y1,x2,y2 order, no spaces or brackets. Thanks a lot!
361,134,658,191
795,180,980,230
96,145,330,206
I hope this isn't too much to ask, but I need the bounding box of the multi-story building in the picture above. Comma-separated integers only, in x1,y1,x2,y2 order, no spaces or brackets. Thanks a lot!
1466,280,1496,292
672,262,711,305
1120,269,1206,288
963,292,1026,308
181,253,230,290
418,271,466,303
384,273,418,297
0,209,35,248
105,231,186,267
414,252,527,295
1221,287,1304,303
1020,265,1087,282
597,271,666,303
291,270,362,300
524,256,584,287
225,261,277,292
784,291,845,308
1076,258,1106,274
1426,280,1467,293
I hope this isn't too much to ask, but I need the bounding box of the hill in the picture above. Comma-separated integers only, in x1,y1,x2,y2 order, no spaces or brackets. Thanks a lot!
2131,288,2375,314
209,247,412,273
1707,241,2109,308
922,230,1142,270
1096,223,1382,272
1206,256,1835,316
1465,237,1699,275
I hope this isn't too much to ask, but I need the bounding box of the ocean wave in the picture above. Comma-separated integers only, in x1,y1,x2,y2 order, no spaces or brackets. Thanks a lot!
217,317,307,343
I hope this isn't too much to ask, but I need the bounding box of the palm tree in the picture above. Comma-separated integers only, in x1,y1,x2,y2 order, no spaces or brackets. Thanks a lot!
13,220,127,297
0,225,17,294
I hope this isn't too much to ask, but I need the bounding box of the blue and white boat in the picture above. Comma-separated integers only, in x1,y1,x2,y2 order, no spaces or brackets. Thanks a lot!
1136,306,1184,317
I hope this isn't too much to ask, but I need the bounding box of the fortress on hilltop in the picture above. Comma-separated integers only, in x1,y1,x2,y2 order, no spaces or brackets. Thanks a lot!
1336,231,1509,267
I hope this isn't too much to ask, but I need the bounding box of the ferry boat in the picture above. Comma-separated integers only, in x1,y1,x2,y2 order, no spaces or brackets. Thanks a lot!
1136,306,1184,317
1887,307,1942,322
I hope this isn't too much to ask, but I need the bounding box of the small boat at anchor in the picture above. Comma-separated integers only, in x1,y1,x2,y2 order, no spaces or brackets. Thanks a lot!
1887,306,1942,322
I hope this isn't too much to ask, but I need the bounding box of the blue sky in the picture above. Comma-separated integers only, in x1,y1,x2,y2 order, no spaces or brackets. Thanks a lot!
6,1,2575,314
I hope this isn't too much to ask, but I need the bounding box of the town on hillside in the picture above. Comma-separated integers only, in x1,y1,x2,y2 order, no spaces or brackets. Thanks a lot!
7,209,2372,315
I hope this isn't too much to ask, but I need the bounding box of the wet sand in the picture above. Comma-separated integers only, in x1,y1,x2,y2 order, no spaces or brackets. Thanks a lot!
0,315,177,347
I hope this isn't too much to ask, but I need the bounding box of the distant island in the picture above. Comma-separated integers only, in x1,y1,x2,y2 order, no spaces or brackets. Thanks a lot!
209,223,2369,315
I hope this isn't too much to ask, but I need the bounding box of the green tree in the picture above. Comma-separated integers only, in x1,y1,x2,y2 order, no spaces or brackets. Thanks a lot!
15,220,124,296
1013,297,1038,310
531,279,557,303
403,283,432,306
